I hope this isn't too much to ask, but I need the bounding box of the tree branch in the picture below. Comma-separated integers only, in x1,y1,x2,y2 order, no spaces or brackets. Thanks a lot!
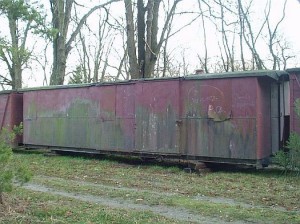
65,0,121,55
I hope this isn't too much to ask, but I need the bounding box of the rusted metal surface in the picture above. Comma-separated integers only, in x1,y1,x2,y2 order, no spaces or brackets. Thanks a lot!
116,84,135,151
24,85,121,150
0,92,23,145
288,68,300,135
180,77,257,159
256,77,272,159
181,71,288,162
22,70,288,164
135,80,180,154
23,80,181,154
0,92,11,130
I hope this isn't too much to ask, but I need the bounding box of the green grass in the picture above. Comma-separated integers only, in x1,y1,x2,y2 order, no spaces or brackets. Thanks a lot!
29,175,299,223
2,150,299,223
1,189,181,224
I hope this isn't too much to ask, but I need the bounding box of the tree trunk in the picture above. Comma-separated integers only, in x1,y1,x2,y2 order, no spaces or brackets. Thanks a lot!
8,17,22,89
50,35,67,85
124,0,180,79
124,0,140,79
137,0,146,77
198,0,209,73
237,0,246,71
50,0,71,85
144,0,160,78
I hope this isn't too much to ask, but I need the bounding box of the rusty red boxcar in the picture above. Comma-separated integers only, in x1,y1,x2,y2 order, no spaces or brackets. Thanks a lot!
0,91,23,146
21,70,289,166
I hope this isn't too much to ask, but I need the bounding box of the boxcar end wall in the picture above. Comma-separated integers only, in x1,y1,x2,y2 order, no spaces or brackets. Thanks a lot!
0,92,23,146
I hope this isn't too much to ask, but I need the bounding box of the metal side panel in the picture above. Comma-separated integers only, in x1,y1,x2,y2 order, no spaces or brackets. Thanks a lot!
135,80,180,154
270,82,280,153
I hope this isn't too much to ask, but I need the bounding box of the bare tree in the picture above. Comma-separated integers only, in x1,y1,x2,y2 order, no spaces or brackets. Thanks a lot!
197,0,209,73
218,0,236,72
278,40,295,70
237,0,246,70
196,0,293,73
32,41,51,86
115,22,130,81
78,30,92,83
49,0,120,85
265,0,287,70
237,0,267,70
70,4,129,84
124,0,184,79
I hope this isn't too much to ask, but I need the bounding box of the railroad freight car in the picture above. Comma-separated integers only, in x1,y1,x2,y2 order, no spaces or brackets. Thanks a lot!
0,91,23,146
20,70,290,167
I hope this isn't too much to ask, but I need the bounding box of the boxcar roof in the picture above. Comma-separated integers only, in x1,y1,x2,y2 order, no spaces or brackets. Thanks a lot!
1,69,289,93
184,69,288,81
286,67,300,73
0,90,18,95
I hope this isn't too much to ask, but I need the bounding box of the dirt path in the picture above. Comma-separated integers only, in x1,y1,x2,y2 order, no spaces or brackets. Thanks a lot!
23,182,246,224
32,175,293,213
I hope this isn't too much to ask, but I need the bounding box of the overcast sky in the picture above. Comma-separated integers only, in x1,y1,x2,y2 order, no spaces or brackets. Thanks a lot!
172,0,300,69
1,0,300,87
